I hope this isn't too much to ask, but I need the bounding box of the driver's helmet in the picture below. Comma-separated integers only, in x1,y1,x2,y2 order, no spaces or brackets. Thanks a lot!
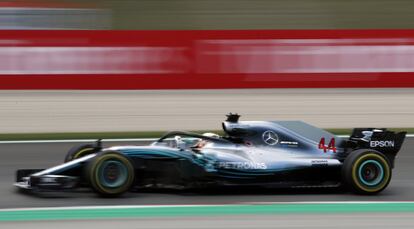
202,132,220,138
192,133,220,149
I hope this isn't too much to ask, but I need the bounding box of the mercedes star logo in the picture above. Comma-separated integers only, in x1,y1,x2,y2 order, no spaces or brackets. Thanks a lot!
262,131,279,145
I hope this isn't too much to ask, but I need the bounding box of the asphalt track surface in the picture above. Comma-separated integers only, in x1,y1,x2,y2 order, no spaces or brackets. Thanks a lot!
0,138,414,209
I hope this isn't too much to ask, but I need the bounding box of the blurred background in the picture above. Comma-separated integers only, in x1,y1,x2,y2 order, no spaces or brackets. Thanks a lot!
0,0,413,133
1,1,414,228
3,0,414,30
0,0,110,29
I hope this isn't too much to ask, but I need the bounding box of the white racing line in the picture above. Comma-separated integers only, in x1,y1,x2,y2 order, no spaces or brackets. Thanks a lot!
0,138,163,144
0,134,413,144
1,201,414,212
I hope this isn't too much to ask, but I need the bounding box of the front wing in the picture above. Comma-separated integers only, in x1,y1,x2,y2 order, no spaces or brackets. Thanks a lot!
15,154,96,191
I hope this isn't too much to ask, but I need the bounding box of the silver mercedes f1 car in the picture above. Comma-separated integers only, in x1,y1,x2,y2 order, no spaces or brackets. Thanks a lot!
15,114,406,196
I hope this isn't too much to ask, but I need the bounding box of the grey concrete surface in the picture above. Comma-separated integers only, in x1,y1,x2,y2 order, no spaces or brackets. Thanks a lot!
0,89,413,133
0,138,414,209
2,213,414,229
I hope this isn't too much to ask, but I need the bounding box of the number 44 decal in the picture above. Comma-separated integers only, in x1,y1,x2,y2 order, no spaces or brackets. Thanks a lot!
318,137,337,153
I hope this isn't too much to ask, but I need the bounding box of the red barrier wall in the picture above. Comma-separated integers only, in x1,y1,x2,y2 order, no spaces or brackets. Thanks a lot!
1,30,414,89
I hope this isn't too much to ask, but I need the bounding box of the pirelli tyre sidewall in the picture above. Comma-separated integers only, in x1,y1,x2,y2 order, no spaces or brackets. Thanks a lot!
342,149,392,194
87,151,135,197
64,144,96,162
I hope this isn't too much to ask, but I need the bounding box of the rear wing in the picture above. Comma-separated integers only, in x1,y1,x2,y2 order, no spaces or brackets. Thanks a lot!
349,128,406,167
350,128,406,153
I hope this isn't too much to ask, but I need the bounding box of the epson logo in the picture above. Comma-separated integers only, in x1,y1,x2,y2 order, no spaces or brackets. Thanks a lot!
370,140,395,148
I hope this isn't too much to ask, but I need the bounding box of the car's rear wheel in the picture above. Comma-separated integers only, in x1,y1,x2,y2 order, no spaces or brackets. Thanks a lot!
342,149,391,194
86,151,135,197
64,144,97,162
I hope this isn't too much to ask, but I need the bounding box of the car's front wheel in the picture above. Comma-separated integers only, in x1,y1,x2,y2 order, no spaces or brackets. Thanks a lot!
86,151,135,197
342,149,391,194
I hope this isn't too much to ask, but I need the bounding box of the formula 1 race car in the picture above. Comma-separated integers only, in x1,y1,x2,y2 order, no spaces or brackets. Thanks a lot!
15,114,406,196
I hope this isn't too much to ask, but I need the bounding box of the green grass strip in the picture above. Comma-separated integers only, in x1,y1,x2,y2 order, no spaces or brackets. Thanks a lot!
0,128,412,141
1,203,414,221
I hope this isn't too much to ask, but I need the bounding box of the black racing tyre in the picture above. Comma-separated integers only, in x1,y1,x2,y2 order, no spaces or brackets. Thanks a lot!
342,149,392,195
64,144,97,162
86,151,135,197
